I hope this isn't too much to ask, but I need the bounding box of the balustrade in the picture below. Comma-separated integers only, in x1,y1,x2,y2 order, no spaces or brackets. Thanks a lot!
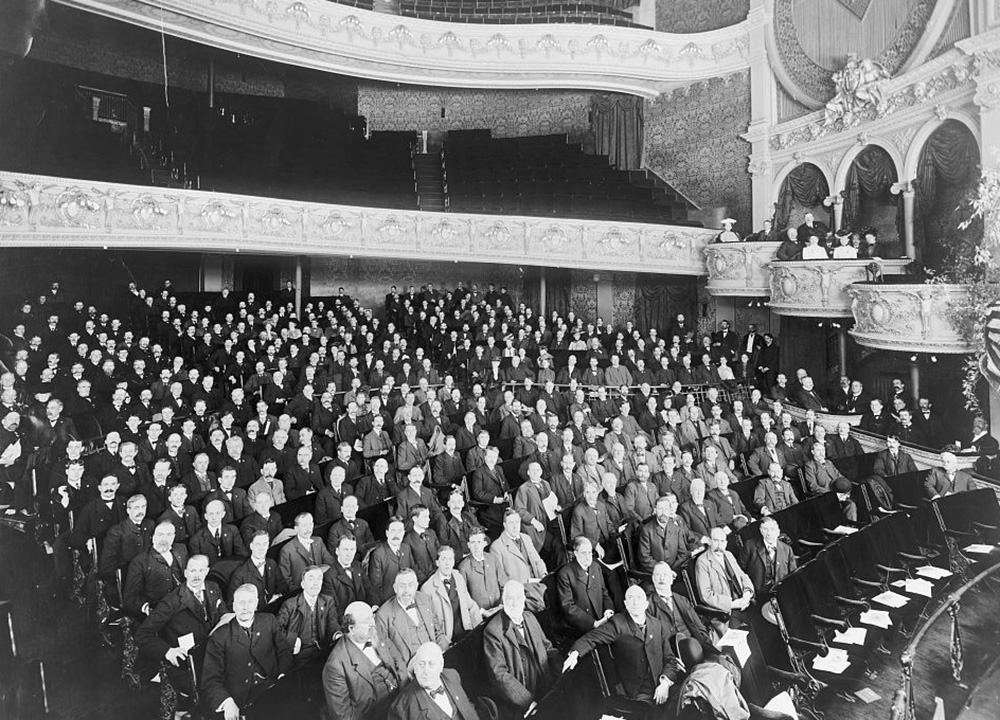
703,241,780,297
766,259,911,317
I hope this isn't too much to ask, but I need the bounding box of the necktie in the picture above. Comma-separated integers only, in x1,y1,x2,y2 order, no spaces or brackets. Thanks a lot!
428,686,446,699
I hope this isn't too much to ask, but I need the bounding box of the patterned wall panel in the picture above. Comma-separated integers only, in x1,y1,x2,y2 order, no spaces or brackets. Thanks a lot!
357,85,595,143
310,257,523,310
697,282,716,339
775,78,814,124
643,71,753,233
655,0,749,33
570,270,599,323
612,272,637,328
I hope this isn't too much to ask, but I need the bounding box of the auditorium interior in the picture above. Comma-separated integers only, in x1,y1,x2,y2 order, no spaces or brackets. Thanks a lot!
3,0,1000,719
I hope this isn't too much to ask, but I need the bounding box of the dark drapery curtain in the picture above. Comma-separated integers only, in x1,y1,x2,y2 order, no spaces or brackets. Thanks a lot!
841,145,902,237
592,94,643,170
913,121,980,264
544,267,571,320
774,163,829,231
635,275,696,334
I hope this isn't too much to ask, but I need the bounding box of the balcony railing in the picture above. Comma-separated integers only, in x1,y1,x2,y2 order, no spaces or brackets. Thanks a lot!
704,241,780,297
766,259,912,317
846,281,974,354
0,171,716,275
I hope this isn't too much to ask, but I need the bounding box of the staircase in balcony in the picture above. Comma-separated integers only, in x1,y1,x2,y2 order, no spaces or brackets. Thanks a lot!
413,151,447,212
626,169,696,224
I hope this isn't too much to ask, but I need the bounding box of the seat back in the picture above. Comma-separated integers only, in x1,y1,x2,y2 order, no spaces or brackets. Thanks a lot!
883,470,931,509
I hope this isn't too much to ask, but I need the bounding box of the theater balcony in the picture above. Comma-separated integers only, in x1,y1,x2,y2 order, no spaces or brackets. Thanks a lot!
703,241,781,297
847,280,975,354
766,258,911,318
0,170,716,274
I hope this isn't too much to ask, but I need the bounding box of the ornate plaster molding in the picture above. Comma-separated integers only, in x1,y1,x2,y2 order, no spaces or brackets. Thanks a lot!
847,281,974,353
766,258,911,317
704,241,780,297
52,0,755,97
0,171,717,275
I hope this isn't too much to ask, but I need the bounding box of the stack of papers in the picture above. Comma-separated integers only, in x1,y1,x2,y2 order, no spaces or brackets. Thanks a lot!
833,627,868,646
904,578,934,597
860,609,892,628
916,566,952,580
763,692,798,719
872,590,909,608
855,688,881,704
718,628,752,666
812,648,851,674
963,544,994,555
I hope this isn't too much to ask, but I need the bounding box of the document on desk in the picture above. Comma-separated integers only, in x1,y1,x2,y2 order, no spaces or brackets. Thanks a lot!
963,544,994,554
830,525,858,535
763,691,798,719
833,627,868,646
904,578,934,597
872,590,908,608
812,648,851,674
916,565,952,580
860,609,892,628
542,492,559,521
718,628,751,666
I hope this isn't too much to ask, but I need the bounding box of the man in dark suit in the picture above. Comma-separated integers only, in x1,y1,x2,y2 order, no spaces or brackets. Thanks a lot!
556,536,614,634
277,512,335,596
99,494,153,602
323,601,399,720
375,568,449,681
753,462,799,516
872,434,918,479
200,583,293,718
188,499,247,566
677,478,721,540
123,520,187,617
354,458,396,509
367,516,415,606
276,566,341,666
796,212,828,246
470,446,511,535
562,585,682,714
403,505,442,584
747,432,786,477
483,580,562,719
389,642,480,720
135,554,228,711
924,452,975,499
829,422,863,459
860,398,891,435
645,562,712,649
326,495,376,557
803,443,849,497
229,530,283,606
637,493,698,572
741,517,797,601
327,534,368,623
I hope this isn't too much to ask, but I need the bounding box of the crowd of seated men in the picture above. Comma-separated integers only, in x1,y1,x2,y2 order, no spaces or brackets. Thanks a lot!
0,275,991,720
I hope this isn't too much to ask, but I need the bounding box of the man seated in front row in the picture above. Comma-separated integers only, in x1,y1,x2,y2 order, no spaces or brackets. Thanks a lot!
645,561,713,649
201,583,292,720
388,642,482,720
556,536,614,635
562,585,683,719
637,493,698,573
694,527,754,636
375,568,449,681
924,451,975,499
322,601,399,720
276,565,341,667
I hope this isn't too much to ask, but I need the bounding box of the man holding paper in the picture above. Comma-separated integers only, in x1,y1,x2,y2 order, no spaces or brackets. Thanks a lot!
135,554,228,713
513,462,563,567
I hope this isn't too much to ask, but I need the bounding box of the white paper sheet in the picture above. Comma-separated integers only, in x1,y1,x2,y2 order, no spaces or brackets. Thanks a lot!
860,609,892,628
542,492,559,521
812,648,851,674
763,692,798,719
872,590,908,608
830,525,858,535
904,578,934,597
963,544,994,554
177,633,195,651
718,628,752,666
916,565,952,580
833,627,868,646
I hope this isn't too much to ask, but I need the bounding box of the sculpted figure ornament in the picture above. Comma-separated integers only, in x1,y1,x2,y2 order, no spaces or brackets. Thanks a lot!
823,53,891,127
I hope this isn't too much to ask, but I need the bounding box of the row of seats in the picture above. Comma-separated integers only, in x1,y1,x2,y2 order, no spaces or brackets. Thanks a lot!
398,0,646,27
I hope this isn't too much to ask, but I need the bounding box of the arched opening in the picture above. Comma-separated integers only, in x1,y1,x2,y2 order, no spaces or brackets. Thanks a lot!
842,145,902,256
773,162,830,236
914,119,982,273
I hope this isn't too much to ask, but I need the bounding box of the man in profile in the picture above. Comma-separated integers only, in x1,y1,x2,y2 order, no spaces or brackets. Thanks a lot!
201,583,292,720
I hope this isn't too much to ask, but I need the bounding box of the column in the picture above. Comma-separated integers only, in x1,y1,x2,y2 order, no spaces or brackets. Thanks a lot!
538,267,547,317
909,358,921,403
207,59,216,109
742,0,776,228
823,194,844,232
890,181,916,259
837,327,848,377
294,256,303,317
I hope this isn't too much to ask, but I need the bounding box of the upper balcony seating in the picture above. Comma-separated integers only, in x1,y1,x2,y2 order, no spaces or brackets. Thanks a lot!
327,0,375,9
398,0,647,27
443,131,697,224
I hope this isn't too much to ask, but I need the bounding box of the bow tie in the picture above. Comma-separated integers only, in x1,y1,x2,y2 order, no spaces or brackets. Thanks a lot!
428,686,446,699
363,641,374,650
403,602,416,610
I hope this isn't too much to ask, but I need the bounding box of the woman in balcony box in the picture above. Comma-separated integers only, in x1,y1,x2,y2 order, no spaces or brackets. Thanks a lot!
831,228,858,259
712,218,740,244
801,234,829,260
857,227,880,259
